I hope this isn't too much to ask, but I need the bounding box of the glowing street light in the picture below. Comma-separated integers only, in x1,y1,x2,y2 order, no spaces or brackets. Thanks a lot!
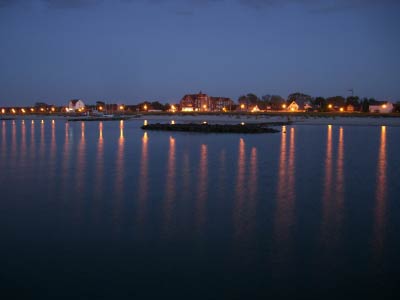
51,107,55,112
143,104,148,111
11,108,16,114
98,106,103,111
30,108,35,112
240,104,245,110
21,108,26,113
119,105,124,111
170,105,176,112
340,107,344,112
1,108,5,114
382,104,387,109
328,104,333,109
282,104,287,109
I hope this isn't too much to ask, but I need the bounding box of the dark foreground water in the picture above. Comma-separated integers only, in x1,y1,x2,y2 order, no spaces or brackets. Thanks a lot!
0,119,399,299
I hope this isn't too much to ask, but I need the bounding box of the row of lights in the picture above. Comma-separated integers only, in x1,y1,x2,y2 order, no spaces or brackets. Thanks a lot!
1,107,58,114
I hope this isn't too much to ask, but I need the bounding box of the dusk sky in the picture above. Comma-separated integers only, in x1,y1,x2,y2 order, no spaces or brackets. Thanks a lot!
1,0,399,106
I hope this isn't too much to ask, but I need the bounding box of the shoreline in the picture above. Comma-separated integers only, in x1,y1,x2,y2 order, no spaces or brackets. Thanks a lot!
2,114,400,127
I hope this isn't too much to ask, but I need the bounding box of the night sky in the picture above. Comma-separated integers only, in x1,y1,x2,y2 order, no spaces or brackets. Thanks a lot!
1,0,399,106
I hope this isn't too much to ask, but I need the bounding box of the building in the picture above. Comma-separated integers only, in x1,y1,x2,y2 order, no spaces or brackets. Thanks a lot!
180,92,234,112
287,101,299,112
251,105,261,112
68,99,85,112
286,100,312,112
369,101,393,113
346,104,355,112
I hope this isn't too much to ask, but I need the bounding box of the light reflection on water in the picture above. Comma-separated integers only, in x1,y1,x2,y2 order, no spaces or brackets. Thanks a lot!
93,122,104,226
234,138,246,240
0,120,399,297
273,126,296,260
196,143,208,234
113,120,125,235
373,126,387,259
20,120,27,166
163,136,176,237
137,131,149,228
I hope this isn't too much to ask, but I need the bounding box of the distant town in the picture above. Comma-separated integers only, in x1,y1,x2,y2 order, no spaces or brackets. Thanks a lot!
1,91,399,115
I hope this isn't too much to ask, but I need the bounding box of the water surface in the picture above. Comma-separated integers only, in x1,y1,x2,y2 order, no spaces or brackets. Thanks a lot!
1,119,399,299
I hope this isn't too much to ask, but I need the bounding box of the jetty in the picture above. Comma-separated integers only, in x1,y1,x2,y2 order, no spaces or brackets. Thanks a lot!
141,122,288,133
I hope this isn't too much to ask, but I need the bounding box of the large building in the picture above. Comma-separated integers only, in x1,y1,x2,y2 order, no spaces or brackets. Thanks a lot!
369,101,393,113
180,92,234,112
68,99,85,112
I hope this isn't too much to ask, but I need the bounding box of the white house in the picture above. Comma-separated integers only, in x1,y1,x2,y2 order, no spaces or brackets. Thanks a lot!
68,99,85,112
369,101,393,113
287,101,299,111
286,100,312,112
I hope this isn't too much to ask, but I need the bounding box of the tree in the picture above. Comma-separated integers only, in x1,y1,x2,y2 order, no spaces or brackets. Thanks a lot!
270,95,285,110
326,96,345,107
361,98,369,112
394,102,400,113
150,101,165,110
261,95,271,103
287,92,311,103
246,93,259,105
314,97,326,110
346,96,359,106
237,94,260,109
35,102,50,108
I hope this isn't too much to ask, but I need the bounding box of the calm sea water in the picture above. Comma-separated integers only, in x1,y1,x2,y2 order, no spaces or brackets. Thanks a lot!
0,119,399,299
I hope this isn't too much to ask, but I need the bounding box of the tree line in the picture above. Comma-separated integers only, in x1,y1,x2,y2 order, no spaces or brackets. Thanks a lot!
237,92,400,112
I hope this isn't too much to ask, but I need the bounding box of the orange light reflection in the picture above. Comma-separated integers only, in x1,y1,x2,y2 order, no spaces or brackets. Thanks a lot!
373,126,387,259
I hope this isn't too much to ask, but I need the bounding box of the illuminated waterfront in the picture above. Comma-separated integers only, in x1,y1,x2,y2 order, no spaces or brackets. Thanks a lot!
0,120,399,298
